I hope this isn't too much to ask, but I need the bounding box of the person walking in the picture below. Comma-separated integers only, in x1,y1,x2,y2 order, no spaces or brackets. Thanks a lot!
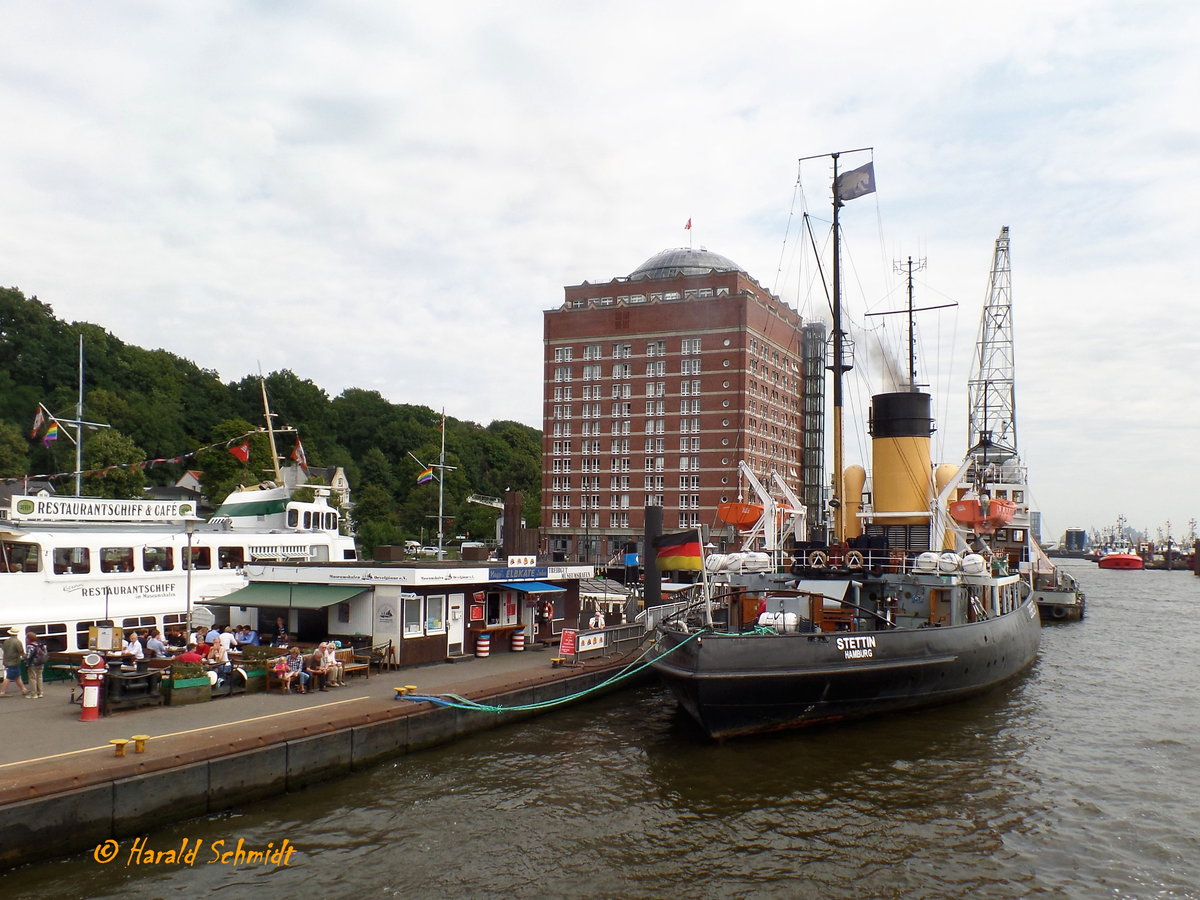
24,630,47,699
1,627,29,697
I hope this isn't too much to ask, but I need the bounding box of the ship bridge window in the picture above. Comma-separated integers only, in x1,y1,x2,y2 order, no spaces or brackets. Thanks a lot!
218,547,245,569
288,508,299,528
101,547,135,573
325,512,338,530
53,547,90,575
186,546,212,570
1,541,40,573
143,547,174,571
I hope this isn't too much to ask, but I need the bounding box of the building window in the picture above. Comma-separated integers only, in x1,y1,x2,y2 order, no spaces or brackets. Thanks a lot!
681,338,701,354
583,364,602,380
554,347,574,362
612,363,632,379
612,342,632,358
646,340,666,356
681,358,701,375
555,366,573,382
646,360,666,377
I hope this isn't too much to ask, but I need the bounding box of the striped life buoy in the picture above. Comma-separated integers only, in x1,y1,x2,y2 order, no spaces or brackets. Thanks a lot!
809,551,828,569
845,550,865,569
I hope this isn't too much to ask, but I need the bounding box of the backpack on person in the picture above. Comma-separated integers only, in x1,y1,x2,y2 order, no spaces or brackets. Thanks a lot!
27,641,48,667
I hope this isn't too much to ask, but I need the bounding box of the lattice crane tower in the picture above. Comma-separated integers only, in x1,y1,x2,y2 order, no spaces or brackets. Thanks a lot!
967,226,1017,459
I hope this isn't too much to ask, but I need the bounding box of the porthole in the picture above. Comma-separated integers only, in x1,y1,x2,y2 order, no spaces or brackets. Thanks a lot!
722,399,729,407
722,380,730,388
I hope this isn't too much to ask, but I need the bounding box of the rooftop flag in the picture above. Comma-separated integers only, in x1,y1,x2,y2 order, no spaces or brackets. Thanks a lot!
652,530,703,571
685,218,692,230
228,442,250,463
836,161,876,202
417,467,434,485
42,421,59,448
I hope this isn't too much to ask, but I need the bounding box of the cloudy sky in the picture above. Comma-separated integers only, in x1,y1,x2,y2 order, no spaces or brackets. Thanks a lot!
2,1,1197,539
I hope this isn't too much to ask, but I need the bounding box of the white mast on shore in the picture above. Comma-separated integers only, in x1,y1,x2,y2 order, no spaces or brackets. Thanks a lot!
410,409,456,554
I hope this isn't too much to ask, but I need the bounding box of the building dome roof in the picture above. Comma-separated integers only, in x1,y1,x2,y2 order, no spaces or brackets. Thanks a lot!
629,247,743,280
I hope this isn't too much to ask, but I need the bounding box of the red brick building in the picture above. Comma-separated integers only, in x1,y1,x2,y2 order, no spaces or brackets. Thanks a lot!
542,247,824,564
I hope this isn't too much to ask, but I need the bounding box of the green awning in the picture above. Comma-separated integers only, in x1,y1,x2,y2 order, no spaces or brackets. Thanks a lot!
203,583,366,610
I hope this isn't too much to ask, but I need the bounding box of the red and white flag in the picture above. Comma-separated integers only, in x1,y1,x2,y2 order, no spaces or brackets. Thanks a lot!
291,438,309,472
228,442,250,463
684,218,692,230
29,407,45,439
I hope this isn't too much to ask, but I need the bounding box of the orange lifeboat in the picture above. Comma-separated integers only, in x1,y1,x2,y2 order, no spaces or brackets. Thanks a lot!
717,502,763,527
949,497,1017,534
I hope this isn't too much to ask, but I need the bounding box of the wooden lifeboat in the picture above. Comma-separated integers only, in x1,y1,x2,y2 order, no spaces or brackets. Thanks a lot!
949,497,1017,534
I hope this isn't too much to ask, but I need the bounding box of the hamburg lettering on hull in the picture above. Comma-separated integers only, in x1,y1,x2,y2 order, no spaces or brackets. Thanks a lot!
836,634,876,659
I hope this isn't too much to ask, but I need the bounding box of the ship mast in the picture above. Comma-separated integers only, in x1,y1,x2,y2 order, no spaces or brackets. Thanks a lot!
967,226,1017,462
801,148,872,543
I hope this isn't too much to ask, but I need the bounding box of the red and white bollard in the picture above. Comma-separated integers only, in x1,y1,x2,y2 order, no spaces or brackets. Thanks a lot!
77,652,107,722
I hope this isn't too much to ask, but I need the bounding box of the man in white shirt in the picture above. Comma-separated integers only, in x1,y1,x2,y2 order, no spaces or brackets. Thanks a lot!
218,627,237,653
124,631,145,660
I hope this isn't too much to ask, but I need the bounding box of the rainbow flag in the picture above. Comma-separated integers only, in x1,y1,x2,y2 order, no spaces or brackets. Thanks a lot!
416,467,434,484
43,422,59,447
652,530,703,571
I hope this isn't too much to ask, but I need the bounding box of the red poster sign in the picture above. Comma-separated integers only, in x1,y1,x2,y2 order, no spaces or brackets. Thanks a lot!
469,604,484,621
559,629,577,656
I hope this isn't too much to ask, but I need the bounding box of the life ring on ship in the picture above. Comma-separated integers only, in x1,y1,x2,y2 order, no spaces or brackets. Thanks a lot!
808,551,828,569
845,550,865,570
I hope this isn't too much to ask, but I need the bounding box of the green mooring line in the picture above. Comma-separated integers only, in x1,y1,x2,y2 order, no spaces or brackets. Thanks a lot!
402,629,705,714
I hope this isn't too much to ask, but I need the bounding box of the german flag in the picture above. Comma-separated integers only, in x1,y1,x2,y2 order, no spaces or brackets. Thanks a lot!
652,530,703,571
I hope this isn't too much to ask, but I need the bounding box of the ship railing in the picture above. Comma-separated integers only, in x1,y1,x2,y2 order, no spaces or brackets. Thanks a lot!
639,598,698,632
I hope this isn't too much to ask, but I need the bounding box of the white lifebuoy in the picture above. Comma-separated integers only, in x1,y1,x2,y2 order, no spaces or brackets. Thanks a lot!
809,551,828,569
845,550,865,569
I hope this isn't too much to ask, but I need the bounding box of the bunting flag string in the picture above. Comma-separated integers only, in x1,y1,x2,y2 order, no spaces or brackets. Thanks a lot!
0,427,298,486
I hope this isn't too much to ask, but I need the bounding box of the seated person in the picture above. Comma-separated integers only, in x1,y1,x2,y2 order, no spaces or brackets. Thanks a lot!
176,643,204,664
123,630,145,662
321,642,345,687
281,646,309,694
236,624,260,647
305,646,330,692
206,638,232,685
145,629,170,659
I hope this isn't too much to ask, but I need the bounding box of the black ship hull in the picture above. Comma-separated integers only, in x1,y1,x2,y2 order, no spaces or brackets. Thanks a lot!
652,596,1041,740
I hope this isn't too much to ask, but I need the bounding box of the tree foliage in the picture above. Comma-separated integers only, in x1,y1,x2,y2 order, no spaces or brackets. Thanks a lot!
0,287,542,549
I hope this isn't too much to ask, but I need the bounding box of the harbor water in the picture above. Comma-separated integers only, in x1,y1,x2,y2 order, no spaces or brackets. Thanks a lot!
8,562,1200,898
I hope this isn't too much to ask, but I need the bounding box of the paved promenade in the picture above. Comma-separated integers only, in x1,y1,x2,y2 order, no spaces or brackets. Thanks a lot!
0,645,632,792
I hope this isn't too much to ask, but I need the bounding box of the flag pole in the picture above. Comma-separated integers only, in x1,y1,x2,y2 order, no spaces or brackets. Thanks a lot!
437,409,446,554
75,336,84,496
695,526,713,627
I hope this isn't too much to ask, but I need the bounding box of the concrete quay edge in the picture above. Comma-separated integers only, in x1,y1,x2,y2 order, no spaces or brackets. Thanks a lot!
0,648,653,871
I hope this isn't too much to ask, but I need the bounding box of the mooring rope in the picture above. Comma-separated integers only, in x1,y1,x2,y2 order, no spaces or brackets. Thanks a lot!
400,628,706,714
